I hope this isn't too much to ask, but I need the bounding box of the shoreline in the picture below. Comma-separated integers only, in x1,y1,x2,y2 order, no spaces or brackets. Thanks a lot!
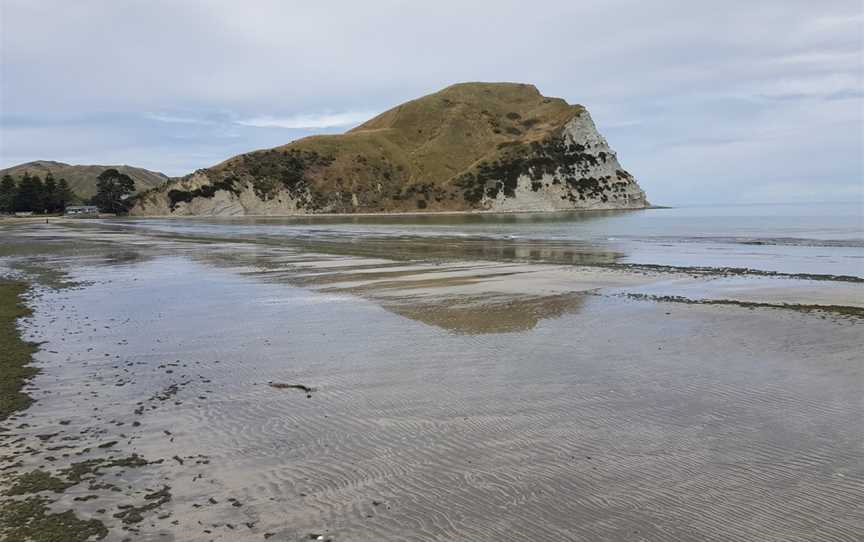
0,278,115,541
1,205,665,224
126,204,667,220
0,279,38,421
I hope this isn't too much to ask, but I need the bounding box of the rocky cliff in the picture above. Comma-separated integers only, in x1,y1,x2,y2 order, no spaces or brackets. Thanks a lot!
132,83,648,216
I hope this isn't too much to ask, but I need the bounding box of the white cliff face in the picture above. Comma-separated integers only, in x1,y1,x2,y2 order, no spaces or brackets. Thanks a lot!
483,112,647,212
132,173,316,217
170,188,312,216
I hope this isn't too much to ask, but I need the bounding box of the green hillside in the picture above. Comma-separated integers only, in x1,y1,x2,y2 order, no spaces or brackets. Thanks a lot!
189,83,585,212
0,161,169,199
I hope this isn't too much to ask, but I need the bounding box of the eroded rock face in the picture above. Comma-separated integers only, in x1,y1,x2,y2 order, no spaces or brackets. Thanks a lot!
132,83,648,216
461,113,647,212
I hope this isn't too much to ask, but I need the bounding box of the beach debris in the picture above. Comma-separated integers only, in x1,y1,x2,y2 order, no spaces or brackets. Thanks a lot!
112,485,172,525
268,382,315,397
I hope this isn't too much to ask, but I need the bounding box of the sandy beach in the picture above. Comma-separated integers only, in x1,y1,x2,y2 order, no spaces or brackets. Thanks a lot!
0,214,862,541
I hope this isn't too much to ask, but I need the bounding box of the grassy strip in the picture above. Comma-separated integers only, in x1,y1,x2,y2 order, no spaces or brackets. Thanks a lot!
0,281,110,540
0,280,38,421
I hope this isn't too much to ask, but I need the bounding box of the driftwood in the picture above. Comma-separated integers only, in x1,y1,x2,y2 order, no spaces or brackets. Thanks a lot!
268,382,315,395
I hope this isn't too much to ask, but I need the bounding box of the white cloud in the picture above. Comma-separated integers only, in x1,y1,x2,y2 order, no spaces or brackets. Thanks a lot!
811,12,864,29
754,73,863,100
145,113,211,125
235,111,378,130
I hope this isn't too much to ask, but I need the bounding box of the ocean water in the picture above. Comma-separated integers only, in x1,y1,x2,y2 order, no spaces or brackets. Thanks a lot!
113,202,864,277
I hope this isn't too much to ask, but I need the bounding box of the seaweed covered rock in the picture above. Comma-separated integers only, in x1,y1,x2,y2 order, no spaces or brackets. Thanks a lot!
132,82,648,216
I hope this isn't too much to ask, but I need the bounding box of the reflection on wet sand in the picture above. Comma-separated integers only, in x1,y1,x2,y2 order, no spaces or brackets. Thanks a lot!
196,251,628,334
380,293,587,334
58,216,628,266
292,235,625,266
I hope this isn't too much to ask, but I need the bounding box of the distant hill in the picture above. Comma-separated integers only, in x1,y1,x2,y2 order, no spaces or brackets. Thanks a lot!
134,82,648,216
0,161,169,200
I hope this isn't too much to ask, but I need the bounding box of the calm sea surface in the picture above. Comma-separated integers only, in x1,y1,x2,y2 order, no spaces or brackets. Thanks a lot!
113,202,863,277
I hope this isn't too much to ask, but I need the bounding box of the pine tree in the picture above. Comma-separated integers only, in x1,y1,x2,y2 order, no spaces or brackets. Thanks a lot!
0,175,16,214
56,178,74,211
44,173,59,213
92,169,136,214
30,174,46,213
14,172,39,212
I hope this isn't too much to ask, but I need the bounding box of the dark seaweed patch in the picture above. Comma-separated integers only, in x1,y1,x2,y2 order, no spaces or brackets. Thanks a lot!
0,498,108,542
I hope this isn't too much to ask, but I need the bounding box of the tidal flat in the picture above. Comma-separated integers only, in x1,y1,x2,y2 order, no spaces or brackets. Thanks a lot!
0,210,862,541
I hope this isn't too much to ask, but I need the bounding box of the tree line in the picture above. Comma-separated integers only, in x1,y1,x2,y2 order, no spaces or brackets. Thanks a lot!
0,169,137,215
0,172,76,214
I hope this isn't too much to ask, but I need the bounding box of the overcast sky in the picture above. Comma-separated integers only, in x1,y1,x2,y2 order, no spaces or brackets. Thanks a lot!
1,0,862,205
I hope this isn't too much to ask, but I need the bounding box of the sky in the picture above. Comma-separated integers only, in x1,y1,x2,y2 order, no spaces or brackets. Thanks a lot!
1,0,862,205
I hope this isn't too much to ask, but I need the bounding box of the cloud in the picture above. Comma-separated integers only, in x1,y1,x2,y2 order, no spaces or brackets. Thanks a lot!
145,113,212,125
753,73,863,101
235,111,379,129
811,12,864,29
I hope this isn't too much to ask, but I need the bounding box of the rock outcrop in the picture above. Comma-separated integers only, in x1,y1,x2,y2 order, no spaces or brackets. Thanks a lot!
132,82,648,216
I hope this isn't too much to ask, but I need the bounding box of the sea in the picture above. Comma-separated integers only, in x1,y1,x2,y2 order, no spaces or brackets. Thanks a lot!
114,201,864,277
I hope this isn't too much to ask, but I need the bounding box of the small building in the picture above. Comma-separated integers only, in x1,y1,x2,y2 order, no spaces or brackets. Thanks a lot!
65,205,100,217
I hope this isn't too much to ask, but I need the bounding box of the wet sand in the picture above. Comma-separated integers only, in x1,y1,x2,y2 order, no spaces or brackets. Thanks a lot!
0,220,862,541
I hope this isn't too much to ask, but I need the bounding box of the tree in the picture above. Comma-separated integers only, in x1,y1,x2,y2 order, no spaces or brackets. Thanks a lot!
31,174,46,213
43,173,59,213
56,178,74,211
0,175,16,214
14,173,41,212
92,168,135,214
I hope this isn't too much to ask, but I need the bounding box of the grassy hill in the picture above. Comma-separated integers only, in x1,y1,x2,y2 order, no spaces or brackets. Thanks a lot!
214,82,584,210
135,82,647,215
0,161,169,200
